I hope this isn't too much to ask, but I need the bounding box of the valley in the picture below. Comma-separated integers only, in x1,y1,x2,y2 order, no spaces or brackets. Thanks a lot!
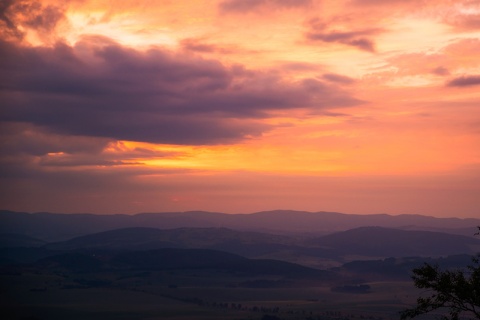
1,210,479,320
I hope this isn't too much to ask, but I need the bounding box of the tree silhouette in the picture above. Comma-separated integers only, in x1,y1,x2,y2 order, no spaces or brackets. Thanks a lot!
401,227,480,320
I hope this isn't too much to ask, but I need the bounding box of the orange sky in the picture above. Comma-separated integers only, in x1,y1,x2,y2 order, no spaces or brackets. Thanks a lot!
1,0,480,217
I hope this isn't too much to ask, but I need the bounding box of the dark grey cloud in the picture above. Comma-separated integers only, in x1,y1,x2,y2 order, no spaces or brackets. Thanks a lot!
0,122,110,156
219,0,311,13
305,18,381,52
0,37,361,145
446,75,480,87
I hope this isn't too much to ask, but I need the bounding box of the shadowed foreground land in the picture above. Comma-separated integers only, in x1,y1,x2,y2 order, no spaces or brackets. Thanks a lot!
2,211,479,320
1,246,454,320
2,268,418,320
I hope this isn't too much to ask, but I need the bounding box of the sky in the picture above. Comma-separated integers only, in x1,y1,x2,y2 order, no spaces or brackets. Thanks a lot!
1,0,480,217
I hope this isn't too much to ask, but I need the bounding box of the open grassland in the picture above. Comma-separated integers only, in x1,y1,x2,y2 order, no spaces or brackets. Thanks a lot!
2,270,420,320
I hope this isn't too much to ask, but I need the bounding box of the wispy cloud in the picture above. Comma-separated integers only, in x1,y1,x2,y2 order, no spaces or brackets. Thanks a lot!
305,18,381,52
322,73,357,84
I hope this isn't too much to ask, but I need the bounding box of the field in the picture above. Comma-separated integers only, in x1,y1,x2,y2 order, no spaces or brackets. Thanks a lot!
2,268,421,320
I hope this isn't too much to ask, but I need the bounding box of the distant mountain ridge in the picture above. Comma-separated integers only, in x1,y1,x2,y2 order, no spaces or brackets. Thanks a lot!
1,209,479,241
311,226,480,257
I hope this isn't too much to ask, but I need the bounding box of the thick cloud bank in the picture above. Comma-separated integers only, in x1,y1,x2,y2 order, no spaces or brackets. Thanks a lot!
0,38,360,145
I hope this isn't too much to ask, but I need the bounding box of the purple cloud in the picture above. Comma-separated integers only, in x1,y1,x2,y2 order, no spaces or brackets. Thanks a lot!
0,37,361,145
0,123,110,157
219,0,266,12
350,0,416,5
305,18,381,52
306,29,377,52
322,73,356,84
179,38,255,55
180,38,225,53
431,66,450,76
219,0,311,13
446,75,480,87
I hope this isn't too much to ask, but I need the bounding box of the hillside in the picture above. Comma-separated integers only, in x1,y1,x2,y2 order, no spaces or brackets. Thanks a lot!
40,226,480,268
36,248,326,279
0,233,46,248
311,226,480,257
45,227,295,251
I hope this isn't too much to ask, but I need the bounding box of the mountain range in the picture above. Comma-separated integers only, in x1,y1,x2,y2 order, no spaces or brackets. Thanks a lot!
1,209,479,241
1,209,479,274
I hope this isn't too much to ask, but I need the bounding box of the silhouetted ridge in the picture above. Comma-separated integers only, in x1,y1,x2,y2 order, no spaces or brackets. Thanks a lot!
45,227,179,250
0,233,46,248
113,248,324,277
44,227,295,254
32,248,325,278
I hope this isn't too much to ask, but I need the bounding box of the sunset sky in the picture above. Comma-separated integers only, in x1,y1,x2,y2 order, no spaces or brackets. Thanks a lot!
1,0,480,217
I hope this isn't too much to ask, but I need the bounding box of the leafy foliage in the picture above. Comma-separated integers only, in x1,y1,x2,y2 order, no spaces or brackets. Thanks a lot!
401,227,480,320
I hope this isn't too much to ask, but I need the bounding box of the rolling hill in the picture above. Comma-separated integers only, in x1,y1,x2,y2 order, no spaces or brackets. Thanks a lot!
311,226,480,257
44,227,296,252
42,226,480,264
36,248,327,279
0,233,46,248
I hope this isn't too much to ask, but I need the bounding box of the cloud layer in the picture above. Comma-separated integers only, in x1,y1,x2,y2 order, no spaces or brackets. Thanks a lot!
1,0,480,217
1,36,360,145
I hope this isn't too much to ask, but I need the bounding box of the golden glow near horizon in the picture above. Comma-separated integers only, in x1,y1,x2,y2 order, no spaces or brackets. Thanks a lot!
2,0,480,217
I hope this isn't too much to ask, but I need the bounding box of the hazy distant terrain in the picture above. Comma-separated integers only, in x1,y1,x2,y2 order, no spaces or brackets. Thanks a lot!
1,210,479,320
1,210,479,241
